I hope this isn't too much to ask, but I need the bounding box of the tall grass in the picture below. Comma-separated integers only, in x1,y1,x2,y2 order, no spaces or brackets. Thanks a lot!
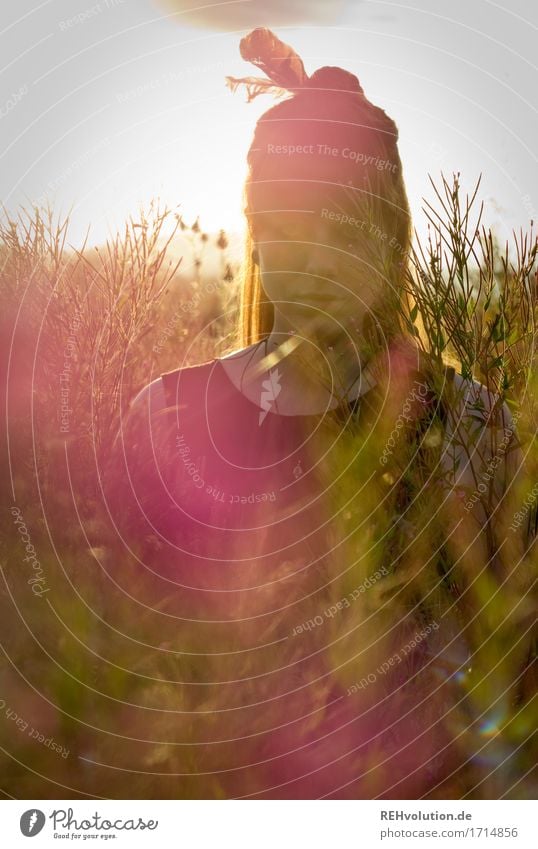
0,175,536,799
0,201,239,798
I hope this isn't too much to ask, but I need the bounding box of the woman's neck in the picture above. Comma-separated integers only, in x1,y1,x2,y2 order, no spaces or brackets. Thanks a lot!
261,312,371,405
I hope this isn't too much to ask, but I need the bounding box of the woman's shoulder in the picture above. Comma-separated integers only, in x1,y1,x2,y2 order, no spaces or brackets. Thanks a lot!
128,376,167,419
444,370,518,437
128,345,258,420
436,368,523,505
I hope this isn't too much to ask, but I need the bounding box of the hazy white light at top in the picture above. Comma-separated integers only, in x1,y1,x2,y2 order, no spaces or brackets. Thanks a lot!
0,0,535,254
153,0,347,30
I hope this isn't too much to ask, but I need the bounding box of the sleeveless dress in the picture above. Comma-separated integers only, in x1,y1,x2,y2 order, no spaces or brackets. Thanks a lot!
106,355,478,799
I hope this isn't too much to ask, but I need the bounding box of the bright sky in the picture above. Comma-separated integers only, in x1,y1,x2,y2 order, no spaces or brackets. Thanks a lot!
1,0,536,252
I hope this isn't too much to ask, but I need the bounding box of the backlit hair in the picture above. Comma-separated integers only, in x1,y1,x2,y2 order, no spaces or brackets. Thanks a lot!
225,28,414,350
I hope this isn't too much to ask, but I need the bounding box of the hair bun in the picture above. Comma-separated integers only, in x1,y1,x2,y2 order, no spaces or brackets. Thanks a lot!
306,66,364,96
307,65,397,137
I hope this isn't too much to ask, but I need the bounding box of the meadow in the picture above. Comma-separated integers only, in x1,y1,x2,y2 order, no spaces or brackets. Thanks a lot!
1,175,536,799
